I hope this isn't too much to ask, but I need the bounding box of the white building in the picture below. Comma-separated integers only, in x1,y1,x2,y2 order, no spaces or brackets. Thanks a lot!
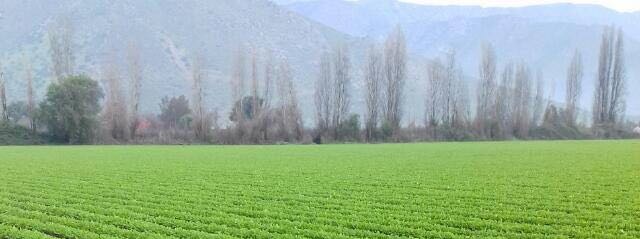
634,126,640,135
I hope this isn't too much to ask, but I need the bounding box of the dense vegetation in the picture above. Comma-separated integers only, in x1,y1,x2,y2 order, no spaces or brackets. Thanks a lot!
0,17,638,145
0,141,638,238
0,123,45,145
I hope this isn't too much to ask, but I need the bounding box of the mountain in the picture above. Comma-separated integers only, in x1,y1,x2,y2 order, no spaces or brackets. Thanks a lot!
286,0,640,117
0,0,359,120
1,0,638,124
287,1,640,38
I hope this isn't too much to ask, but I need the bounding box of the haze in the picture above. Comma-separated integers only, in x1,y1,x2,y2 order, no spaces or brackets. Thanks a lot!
401,0,639,12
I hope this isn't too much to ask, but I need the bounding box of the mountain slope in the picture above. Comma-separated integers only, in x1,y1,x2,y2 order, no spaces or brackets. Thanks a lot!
286,0,640,116
0,0,356,118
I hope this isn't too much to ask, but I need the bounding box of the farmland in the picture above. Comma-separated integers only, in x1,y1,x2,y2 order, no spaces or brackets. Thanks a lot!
0,141,638,238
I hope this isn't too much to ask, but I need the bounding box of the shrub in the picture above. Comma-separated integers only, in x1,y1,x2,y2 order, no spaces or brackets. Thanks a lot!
0,122,45,145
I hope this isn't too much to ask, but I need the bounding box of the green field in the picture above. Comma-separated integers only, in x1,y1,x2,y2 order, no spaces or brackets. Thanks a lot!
0,141,638,238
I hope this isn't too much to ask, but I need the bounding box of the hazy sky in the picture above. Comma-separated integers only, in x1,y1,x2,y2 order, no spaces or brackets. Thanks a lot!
400,0,640,12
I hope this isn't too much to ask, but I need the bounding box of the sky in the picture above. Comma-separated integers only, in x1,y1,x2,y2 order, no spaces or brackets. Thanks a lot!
400,0,640,12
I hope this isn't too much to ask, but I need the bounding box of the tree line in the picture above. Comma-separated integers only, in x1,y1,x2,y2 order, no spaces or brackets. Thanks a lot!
0,20,636,145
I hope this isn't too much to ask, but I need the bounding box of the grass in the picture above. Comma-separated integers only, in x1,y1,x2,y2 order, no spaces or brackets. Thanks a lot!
0,140,638,238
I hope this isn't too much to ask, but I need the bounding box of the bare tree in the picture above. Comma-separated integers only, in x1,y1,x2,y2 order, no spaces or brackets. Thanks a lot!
314,51,333,136
453,72,471,129
284,64,304,141
593,28,612,127
331,43,351,139
364,45,383,141
532,70,545,127
231,45,247,124
259,50,275,142
609,29,626,124
276,59,303,141
444,51,469,130
127,43,143,139
230,45,248,141
101,62,128,142
565,49,583,127
250,49,260,118
190,54,208,141
424,51,469,140
263,51,274,110
593,26,626,131
442,50,459,127
475,43,497,138
246,49,270,143
0,68,7,122
276,60,288,138
425,58,444,131
383,25,407,132
48,17,75,81
512,62,532,138
24,61,36,131
495,62,514,138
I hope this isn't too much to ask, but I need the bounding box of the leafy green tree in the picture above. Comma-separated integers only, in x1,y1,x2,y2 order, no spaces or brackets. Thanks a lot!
337,114,361,141
158,95,191,129
38,75,103,144
8,101,29,124
380,120,394,141
229,96,264,122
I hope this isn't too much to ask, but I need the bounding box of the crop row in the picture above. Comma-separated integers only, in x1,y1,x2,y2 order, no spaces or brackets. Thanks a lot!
1,175,638,239
1,142,638,238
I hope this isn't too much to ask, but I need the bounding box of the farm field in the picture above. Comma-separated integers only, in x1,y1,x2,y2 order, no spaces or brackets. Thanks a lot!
0,141,638,238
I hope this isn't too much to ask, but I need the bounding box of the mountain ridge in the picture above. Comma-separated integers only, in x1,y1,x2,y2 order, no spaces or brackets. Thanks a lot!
285,0,640,117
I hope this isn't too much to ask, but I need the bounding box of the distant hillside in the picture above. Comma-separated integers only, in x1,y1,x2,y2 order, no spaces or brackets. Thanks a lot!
287,1,640,39
1,0,638,124
286,0,640,116
0,0,360,122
